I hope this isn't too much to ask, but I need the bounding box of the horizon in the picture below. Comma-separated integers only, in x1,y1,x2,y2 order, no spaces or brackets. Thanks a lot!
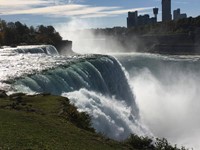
0,0,199,29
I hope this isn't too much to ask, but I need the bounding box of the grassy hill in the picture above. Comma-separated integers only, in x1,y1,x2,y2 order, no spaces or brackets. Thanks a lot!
0,92,188,150
0,93,129,150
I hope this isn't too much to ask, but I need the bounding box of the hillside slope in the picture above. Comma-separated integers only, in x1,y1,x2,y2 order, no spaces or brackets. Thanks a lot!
0,93,129,150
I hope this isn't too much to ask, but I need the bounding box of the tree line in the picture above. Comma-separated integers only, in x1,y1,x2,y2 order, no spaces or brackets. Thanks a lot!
0,19,62,47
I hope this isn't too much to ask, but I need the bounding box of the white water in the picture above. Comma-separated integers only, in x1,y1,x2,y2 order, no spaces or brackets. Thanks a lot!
63,89,149,140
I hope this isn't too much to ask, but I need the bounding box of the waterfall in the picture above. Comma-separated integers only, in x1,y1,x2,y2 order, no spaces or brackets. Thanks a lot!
13,55,149,140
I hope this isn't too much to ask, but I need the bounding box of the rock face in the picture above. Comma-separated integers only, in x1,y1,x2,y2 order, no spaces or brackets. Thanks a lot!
55,40,74,55
0,90,7,98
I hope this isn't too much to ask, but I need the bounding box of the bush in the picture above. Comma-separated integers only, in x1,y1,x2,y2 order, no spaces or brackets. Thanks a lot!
60,99,95,132
155,138,188,150
125,134,189,150
125,134,154,150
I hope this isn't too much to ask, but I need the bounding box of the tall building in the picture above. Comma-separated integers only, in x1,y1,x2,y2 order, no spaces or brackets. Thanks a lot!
162,0,172,22
127,9,157,28
127,11,138,28
173,9,187,20
138,14,150,26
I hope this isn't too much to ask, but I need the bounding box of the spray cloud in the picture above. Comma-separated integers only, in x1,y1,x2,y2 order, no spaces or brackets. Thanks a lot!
55,18,139,54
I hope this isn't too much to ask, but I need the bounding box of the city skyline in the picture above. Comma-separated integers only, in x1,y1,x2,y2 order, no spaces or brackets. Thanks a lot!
0,0,199,29
127,0,188,28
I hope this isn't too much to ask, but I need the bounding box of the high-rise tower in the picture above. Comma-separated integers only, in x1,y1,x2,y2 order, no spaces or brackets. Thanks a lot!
162,0,172,22
153,8,159,22
127,11,138,28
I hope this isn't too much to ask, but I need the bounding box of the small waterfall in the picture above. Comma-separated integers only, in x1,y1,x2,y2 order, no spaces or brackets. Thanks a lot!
1,45,59,55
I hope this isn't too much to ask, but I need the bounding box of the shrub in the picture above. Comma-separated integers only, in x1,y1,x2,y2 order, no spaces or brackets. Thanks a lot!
60,98,95,132
125,134,189,150
125,134,155,150
155,138,188,150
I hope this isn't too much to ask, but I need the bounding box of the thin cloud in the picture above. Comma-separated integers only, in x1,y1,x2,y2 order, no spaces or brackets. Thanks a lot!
0,0,153,19
80,7,153,18
4,5,89,15
0,0,51,7
0,0,53,12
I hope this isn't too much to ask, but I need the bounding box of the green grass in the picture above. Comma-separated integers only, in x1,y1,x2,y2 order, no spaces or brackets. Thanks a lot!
0,93,188,150
0,94,128,150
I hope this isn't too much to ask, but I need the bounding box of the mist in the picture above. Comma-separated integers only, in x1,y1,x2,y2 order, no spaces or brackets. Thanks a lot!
118,54,200,149
55,19,137,54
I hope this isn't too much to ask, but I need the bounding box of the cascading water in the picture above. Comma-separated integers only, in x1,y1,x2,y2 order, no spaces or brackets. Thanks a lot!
13,54,149,140
14,56,135,104
1,45,59,55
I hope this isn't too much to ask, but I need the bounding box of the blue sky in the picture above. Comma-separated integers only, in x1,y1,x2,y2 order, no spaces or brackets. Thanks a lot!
0,0,199,28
